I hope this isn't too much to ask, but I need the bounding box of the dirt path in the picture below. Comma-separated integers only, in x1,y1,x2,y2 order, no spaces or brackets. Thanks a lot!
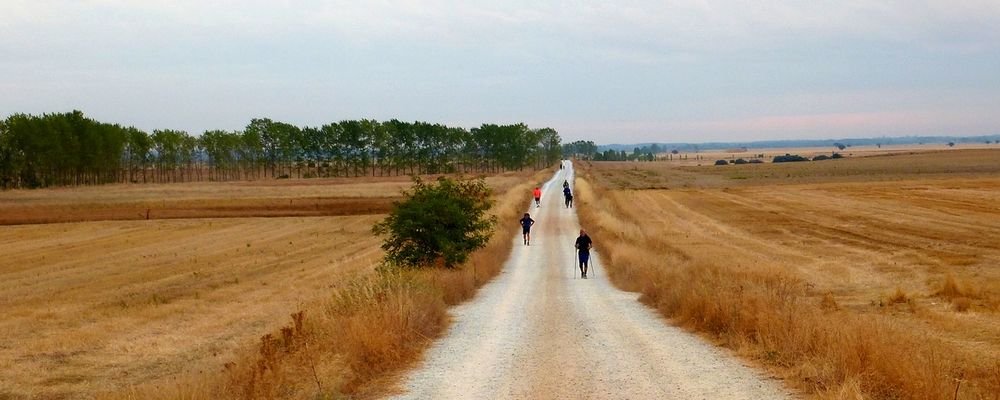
391,162,790,399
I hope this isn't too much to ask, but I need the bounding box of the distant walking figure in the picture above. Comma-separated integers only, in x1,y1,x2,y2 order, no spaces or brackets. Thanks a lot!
563,186,573,208
533,187,542,208
520,213,535,246
575,229,593,278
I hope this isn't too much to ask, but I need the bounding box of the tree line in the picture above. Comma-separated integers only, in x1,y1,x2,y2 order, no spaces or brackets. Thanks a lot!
562,140,599,160
0,111,563,189
562,140,659,161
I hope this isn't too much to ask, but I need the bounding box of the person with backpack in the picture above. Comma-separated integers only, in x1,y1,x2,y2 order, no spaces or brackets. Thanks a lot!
520,213,535,246
563,185,573,208
575,229,593,278
533,187,542,208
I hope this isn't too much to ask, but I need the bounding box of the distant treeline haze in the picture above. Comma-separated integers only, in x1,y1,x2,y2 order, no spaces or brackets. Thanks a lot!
0,111,563,189
563,140,658,161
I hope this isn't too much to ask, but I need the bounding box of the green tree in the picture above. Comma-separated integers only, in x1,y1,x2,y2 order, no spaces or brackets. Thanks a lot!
372,177,496,269
2,111,564,188
562,140,597,160
0,119,12,188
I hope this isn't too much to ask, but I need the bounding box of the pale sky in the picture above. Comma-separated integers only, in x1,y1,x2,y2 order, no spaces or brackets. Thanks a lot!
2,1,999,143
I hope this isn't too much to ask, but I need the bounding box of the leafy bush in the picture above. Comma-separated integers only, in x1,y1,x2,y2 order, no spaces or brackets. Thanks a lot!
373,177,497,268
812,155,830,161
773,154,809,163
831,153,844,159
714,160,729,166
749,159,764,164
733,158,748,164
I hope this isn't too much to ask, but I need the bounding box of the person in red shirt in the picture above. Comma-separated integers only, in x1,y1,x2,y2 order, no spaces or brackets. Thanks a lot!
533,187,542,208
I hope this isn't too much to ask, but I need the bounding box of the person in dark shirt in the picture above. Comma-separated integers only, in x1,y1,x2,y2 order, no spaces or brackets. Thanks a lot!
519,213,535,246
575,229,593,278
563,186,573,208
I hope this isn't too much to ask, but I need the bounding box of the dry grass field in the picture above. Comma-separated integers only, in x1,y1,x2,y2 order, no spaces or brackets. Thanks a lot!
657,143,999,167
0,172,535,400
0,175,528,225
0,216,382,399
576,149,1000,399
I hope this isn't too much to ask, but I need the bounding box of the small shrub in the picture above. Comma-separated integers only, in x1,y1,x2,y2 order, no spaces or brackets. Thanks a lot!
714,160,729,166
773,154,809,163
749,159,764,164
373,177,496,269
733,158,748,164
831,153,844,159
812,155,830,161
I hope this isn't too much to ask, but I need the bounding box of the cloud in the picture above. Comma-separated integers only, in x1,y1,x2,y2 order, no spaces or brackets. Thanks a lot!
2,1,999,141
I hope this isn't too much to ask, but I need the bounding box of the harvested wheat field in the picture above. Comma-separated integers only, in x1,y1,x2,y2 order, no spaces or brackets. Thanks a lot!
0,173,530,400
657,143,999,167
577,149,1000,399
0,175,526,225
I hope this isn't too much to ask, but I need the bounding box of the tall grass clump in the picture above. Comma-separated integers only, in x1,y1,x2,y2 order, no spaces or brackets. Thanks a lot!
104,170,550,400
573,168,999,399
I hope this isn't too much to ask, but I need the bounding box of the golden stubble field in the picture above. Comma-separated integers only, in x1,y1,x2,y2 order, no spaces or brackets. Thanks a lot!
578,149,1000,398
0,173,529,400
657,142,999,167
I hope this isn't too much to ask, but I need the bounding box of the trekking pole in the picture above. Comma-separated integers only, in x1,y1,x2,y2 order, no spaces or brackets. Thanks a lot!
592,252,596,279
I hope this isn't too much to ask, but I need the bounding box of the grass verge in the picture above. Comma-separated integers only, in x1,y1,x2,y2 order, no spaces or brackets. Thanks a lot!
573,167,1000,399
102,170,550,399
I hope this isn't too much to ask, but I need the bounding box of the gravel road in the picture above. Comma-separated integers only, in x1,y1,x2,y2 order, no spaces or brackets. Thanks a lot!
391,162,790,399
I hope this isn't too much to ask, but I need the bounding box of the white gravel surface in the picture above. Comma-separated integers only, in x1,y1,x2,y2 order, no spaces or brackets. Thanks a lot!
391,162,791,400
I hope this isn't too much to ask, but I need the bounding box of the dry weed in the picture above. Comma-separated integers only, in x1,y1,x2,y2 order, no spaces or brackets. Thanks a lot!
100,168,549,399
936,274,979,299
820,292,840,311
888,287,910,304
573,167,1000,400
953,297,972,312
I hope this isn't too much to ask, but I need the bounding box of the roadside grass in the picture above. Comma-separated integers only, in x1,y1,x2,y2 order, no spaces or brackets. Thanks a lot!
574,171,999,399
102,169,549,399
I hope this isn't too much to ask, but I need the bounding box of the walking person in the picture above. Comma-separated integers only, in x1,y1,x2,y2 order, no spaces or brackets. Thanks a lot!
563,185,573,208
575,229,593,278
520,213,535,246
533,187,542,208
